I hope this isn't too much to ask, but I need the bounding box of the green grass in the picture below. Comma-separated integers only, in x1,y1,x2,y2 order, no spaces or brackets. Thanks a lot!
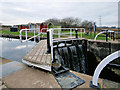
0,29,36,36
58,30,109,40
80,32,108,40
0,29,109,40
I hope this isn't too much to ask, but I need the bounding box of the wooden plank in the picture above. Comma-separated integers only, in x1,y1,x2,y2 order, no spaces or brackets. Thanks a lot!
23,40,52,67
38,43,47,64
31,55,38,61
27,43,39,55
27,56,34,61
24,45,38,60
24,40,45,61
46,54,51,66
36,55,43,63
31,41,45,62
40,55,47,64
36,40,47,63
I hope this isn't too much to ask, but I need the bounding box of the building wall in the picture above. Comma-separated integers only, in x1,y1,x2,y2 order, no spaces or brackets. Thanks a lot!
2,25,12,30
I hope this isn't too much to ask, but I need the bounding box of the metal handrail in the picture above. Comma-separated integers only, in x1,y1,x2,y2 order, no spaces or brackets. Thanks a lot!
90,50,120,87
47,28,85,62
49,28,85,40
94,30,115,41
19,28,85,43
19,28,85,63
19,28,42,43
19,28,48,43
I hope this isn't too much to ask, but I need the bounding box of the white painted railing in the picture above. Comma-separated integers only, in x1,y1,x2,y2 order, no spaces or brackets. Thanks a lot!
20,28,85,63
91,50,120,87
94,30,114,41
19,28,48,43
50,28,85,40
19,28,39,43
19,28,85,43
94,31,106,41
48,28,85,62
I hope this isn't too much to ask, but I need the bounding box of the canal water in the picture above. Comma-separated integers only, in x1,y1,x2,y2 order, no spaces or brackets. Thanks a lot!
0,37,36,62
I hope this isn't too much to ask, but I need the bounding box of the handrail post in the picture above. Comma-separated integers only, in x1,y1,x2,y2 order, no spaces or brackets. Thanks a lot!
34,28,35,42
90,50,120,88
25,28,27,41
93,23,96,38
58,29,60,40
81,28,82,38
50,29,53,62
106,30,108,42
46,29,51,53
70,29,72,39
75,28,78,38
19,29,22,42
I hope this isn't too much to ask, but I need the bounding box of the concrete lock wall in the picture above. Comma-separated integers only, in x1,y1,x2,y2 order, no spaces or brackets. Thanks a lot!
87,40,120,64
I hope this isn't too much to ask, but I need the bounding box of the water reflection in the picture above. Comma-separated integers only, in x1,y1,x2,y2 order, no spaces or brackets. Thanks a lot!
0,37,36,62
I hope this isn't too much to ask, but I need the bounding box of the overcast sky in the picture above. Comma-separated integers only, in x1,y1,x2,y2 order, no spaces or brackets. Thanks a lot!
0,0,119,26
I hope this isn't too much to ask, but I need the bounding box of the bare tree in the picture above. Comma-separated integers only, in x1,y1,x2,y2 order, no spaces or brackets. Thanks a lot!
44,18,60,26
44,17,93,29
60,17,81,28
80,20,93,29
73,17,81,27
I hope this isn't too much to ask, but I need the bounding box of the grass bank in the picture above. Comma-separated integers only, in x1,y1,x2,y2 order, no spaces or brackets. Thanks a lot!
0,29,109,40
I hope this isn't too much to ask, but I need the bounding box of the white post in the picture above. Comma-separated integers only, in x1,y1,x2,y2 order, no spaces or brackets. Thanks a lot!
49,29,53,62
34,28,35,42
58,29,61,40
51,30,53,62
20,30,22,41
25,28,27,41
91,50,120,87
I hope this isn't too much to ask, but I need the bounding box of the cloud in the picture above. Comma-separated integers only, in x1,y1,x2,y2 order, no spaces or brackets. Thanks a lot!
14,7,28,12
1,0,120,2
0,1,118,26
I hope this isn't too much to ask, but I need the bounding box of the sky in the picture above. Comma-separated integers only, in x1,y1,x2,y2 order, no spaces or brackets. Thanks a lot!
0,0,119,26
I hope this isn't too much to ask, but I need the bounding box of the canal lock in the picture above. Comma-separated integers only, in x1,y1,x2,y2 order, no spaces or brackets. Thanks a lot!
52,39,88,75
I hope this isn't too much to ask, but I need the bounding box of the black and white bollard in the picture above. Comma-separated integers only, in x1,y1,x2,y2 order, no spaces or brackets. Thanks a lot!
75,29,78,38
46,31,51,54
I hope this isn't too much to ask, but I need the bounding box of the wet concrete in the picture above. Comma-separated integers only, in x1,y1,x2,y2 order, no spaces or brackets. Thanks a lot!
0,57,12,65
102,79,120,88
2,63,102,88
0,58,11,89
0,61,26,77
3,67,60,88
1,58,120,89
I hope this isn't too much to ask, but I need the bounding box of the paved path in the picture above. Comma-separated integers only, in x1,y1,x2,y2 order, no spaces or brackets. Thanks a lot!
0,61,26,77
1,58,120,89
